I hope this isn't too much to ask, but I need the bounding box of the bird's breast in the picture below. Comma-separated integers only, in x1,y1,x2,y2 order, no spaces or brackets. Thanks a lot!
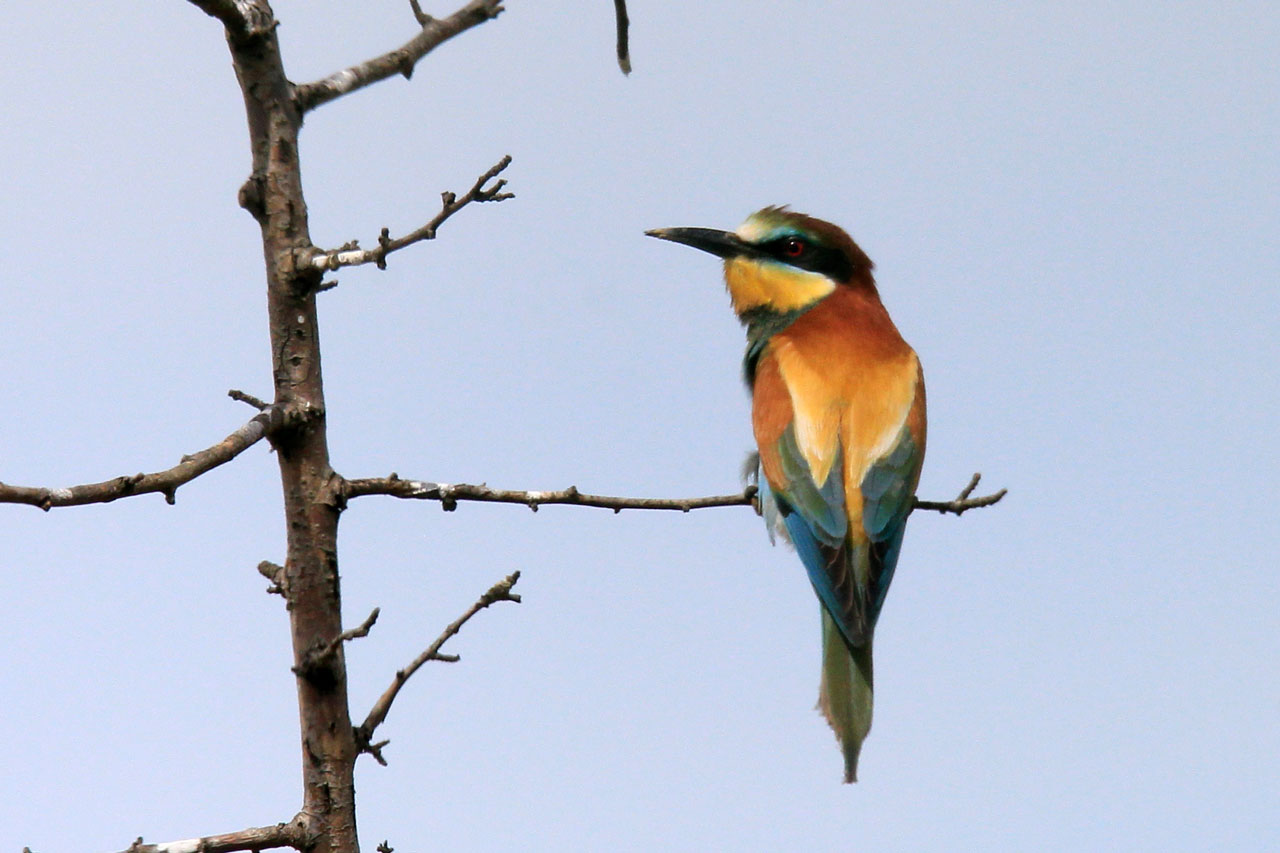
752,288,923,530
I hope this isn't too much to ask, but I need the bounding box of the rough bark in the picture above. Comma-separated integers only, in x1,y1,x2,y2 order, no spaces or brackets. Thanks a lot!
219,7,355,851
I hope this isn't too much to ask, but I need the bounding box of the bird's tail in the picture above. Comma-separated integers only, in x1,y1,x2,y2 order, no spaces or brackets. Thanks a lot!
817,607,874,783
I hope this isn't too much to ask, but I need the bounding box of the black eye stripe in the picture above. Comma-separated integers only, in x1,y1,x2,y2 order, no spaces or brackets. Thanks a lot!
766,236,803,254
761,236,853,281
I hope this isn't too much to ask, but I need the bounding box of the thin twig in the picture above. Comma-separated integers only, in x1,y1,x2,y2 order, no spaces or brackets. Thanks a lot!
295,608,381,678
407,0,432,26
0,405,303,510
344,475,757,513
614,0,631,74
294,0,505,112
258,560,286,596
342,474,1007,516
364,739,391,766
334,607,381,648
912,473,1008,516
120,816,309,853
228,388,269,411
355,572,521,761
311,156,513,272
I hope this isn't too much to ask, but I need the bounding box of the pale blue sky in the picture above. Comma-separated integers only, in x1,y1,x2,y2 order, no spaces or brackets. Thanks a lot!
3,2,1277,850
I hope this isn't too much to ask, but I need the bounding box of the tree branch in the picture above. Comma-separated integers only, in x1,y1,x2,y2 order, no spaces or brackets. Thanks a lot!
344,475,758,513
310,156,513,273
294,0,505,113
294,607,381,680
121,817,309,853
341,473,1007,516
614,0,631,73
258,560,286,596
0,404,300,510
407,0,432,27
228,388,270,411
912,472,1008,516
355,571,521,763
186,0,275,40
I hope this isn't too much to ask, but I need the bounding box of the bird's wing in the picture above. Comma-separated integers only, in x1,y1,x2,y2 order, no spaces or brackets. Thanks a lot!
769,424,869,644
858,420,924,621
756,349,925,648
755,351,870,646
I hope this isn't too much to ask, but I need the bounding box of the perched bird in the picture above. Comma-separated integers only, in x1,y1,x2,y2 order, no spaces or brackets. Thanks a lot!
647,207,926,782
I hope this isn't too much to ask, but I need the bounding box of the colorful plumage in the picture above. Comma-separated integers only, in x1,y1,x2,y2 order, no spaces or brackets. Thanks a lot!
648,207,926,782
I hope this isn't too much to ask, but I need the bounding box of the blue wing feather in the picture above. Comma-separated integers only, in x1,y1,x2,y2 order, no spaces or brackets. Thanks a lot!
776,427,846,547
764,421,921,646
781,509,862,644
859,424,921,620
767,425,867,647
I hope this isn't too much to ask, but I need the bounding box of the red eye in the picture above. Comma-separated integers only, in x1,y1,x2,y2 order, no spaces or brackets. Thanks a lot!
784,237,805,257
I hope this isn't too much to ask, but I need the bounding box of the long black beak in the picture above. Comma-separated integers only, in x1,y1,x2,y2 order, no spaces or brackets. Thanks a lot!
645,227,756,260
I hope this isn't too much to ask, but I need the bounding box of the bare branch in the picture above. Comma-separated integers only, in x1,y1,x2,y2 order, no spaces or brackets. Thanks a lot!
228,388,269,411
364,738,392,766
614,0,632,74
121,817,309,853
311,156,513,272
355,572,521,759
0,405,300,510
294,607,381,679
294,0,505,113
913,472,1008,516
258,560,286,596
186,0,275,40
336,607,381,646
342,473,1007,516
344,475,758,513
407,0,432,27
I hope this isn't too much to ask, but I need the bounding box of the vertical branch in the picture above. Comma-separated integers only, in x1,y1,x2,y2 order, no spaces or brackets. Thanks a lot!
217,3,356,851
613,0,631,73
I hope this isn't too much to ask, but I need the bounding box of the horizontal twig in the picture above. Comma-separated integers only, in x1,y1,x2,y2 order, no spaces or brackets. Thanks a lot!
0,405,301,511
228,388,269,411
355,571,521,763
121,816,308,853
344,476,757,513
310,156,513,272
912,472,1008,516
258,560,286,596
294,0,505,112
342,473,1007,516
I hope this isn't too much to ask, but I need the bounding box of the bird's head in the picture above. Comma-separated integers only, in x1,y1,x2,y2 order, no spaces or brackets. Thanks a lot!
647,206,874,319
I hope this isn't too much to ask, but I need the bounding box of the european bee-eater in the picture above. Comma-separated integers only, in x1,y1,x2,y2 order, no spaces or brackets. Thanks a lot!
648,207,926,782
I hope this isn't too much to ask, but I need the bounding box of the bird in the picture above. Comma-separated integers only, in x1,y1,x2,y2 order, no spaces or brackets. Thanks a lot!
647,207,926,782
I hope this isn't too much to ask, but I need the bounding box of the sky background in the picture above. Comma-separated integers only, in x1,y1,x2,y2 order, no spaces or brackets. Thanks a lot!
2,1,1277,850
